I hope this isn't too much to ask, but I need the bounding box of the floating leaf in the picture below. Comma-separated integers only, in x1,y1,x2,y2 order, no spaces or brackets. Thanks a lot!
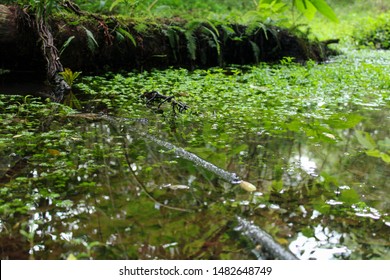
339,188,360,204
47,149,61,156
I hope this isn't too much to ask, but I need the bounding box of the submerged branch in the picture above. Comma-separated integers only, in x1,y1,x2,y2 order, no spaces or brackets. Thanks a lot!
105,114,243,184
69,113,242,184
235,216,298,260
67,113,296,259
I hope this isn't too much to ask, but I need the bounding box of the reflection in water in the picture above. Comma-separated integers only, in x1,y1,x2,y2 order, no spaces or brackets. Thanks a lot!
1,54,390,259
1,106,389,259
290,229,352,260
0,112,388,259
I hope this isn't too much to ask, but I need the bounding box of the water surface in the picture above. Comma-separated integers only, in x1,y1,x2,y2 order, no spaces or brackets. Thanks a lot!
0,49,389,259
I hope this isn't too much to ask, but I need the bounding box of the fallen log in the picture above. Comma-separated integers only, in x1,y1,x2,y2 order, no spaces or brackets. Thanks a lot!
0,4,337,76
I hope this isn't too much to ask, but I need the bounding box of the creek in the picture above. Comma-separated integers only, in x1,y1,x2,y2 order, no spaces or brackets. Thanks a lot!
0,49,389,259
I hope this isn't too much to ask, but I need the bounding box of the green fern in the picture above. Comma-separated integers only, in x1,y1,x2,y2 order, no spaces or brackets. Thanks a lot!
185,30,197,61
202,26,221,57
219,24,236,43
117,27,137,46
59,36,75,56
183,20,223,61
83,27,99,53
203,20,219,37
184,19,204,61
164,27,181,61
249,40,260,63
245,20,269,39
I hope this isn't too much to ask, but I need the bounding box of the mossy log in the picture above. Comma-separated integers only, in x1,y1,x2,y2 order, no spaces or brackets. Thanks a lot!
0,4,336,75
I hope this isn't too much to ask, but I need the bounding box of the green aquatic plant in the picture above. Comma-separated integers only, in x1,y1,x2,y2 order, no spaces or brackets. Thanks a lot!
60,68,82,109
59,68,82,86
1,47,390,260
355,131,390,164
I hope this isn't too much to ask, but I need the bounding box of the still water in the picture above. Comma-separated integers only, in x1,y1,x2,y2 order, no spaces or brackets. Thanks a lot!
0,50,389,259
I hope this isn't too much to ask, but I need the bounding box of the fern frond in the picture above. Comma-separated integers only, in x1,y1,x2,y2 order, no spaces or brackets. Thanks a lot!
202,26,221,57
117,27,137,46
83,27,99,53
164,28,180,61
185,30,197,61
185,19,203,31
204,20,219,37
245,21,269,40
59,36,75,56
249,40,260,63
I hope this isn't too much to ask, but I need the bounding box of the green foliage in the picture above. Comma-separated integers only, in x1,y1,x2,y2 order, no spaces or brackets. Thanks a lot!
249,40,261,62
2,0,390,261
355,131,390,164
59,68,81,86
183,19,222,61
163,26,182,61
83,26,99,53
294,0,338,22
59,35,75,56
354,12,390,50
60,68,82,109
116,27,137,46
109,0,145,16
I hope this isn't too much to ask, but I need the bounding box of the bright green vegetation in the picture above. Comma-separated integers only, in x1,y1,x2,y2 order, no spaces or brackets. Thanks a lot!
1,48,389,259
354,11,390,49
1,0,390,260
291,0,390,45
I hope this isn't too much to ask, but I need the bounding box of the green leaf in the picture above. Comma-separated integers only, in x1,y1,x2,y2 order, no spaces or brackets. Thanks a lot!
110,0,123,11
325,113,363,129
185,31,197,61
59,36,75,56
294,0,317,21
117,27,137,47
202,26,221,56
339,188,360,204
366,150,390,164
308,0,339,23
301,226,314,238
83,27,99,53
249,40,260,63
380,153,390,163
355,130,376,150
